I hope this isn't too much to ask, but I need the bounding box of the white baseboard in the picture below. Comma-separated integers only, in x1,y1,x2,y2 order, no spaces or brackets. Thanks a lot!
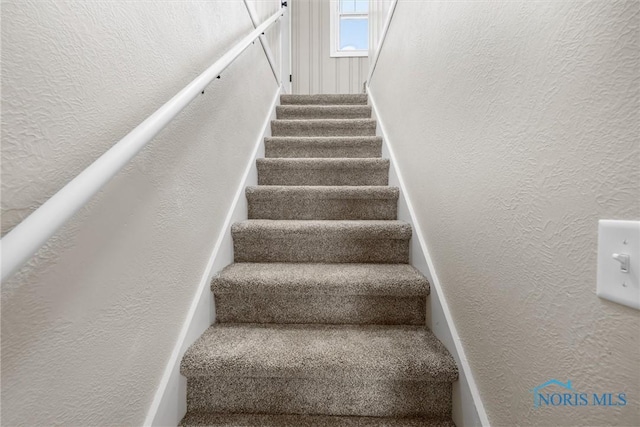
368,88,490,427
143,86,281,427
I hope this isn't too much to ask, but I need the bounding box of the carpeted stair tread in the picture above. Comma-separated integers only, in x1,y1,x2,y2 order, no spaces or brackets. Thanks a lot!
246,186,398,220
212,263,428,324
212,263,429,296
180,412,456,426
232,220,411,263
257,158,389,170
272,119,376,137
264,136,382,158
276,105,372,119
280,94,368,105
232,220,411,239
180,323,458,382
247,186,398,200
257,158,389,186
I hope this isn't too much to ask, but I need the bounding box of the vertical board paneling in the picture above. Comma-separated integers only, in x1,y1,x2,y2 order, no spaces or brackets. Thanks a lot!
337,57,350,93
295,0,311,93
351,58,360,92
311,0,321,93
320,1,336,94
292,0,299,91
292,0,369,94
308,0,313,93
359,57,368,91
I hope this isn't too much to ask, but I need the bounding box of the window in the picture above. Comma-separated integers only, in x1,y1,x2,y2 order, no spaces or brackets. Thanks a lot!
330,0,369,57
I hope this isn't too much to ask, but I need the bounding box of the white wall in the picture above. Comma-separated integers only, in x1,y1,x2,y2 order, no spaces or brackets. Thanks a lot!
369,1,640,426
368,0,393,60
292,0,368,94
1,0,280,425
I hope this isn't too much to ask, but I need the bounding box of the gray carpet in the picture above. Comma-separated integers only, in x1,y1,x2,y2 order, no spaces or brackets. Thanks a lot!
212,263,428,324
181,324,457,381
232,220,411,263
212,263,429,296
246,186,398,220
280,94,368,105
184,376,453,418
265,136,382,158
180,94,457,426
276,105,372,119
257,158,389,186
181,412,456,427
271,118,377,137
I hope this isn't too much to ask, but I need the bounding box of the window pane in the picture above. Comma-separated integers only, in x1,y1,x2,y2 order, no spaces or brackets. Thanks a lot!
340,0,355,13
354,0,368,13
339,17,368,51
340,0,368,14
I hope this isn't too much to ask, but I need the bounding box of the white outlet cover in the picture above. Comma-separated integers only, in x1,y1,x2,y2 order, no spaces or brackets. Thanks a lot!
597,220,640,310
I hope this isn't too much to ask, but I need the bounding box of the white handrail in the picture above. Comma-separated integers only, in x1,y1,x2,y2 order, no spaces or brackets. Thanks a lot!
366,0,398,87
0,8,284,283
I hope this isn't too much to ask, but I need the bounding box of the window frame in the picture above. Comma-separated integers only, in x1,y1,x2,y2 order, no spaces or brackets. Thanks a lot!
329,0,369,58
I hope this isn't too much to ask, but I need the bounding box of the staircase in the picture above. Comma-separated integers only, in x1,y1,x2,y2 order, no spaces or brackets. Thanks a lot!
179,94,458,426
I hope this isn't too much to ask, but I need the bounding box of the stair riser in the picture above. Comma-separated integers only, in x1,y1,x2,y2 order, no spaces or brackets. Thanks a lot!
257,168,388,186
276,106,372,119
248,198,397,220
233,236,409,263
281,94,368,105
272,122,376,137
186,377,452,418
180,413,456,427
265,141,382,158
215,294,425,325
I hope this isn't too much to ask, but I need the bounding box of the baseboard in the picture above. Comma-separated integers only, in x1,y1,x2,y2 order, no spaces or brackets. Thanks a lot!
368,88,490,427
143,86,282,427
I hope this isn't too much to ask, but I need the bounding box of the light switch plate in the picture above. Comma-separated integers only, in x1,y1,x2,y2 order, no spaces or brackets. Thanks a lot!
597,220,640,310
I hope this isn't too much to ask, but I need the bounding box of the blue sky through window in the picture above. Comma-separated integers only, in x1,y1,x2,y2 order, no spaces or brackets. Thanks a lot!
339,18,368,50
340,0,368,14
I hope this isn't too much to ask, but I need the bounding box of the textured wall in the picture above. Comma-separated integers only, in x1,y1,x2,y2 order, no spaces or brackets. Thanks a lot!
1,0,279,425
369,1,639,426
292,0,369,94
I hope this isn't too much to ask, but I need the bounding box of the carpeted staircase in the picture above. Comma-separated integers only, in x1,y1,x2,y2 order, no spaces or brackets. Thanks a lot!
179,94,458,426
